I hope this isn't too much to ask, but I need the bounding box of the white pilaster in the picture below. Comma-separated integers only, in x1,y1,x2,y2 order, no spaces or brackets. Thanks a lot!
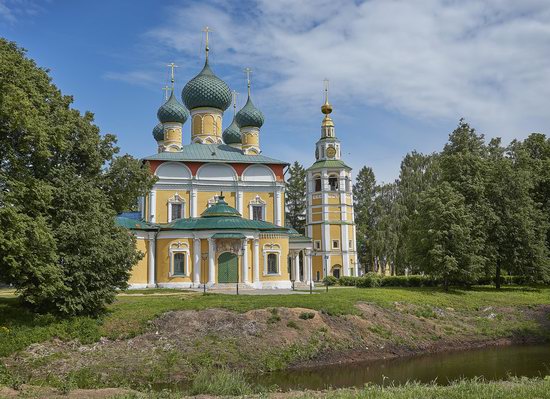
208,238,216,285
294,252,301,282
304,250,312,284
193,238,201,286
275,189,282,226
242,239,249,283
191,188,198,217
253,238,260,287
237,190,243,215
149,189,157,223
147,238,156,287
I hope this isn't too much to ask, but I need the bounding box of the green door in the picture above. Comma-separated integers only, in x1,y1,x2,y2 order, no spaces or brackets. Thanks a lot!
218,252,238,283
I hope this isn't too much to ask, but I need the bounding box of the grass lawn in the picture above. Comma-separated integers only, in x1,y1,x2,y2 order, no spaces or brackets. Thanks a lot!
0,286,549,358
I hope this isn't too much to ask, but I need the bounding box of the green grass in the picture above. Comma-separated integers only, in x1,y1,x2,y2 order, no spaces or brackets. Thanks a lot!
0,286,549,359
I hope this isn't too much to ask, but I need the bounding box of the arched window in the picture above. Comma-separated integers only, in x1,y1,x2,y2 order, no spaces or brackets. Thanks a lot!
315,177,322,192
329,175,339,191
267,253,278,274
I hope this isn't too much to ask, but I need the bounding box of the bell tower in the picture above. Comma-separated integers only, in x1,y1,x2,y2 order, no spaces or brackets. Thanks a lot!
306,80,358,280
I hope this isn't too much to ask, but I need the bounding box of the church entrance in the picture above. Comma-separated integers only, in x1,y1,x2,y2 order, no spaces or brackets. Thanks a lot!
332,265,341,279
218,252,238,283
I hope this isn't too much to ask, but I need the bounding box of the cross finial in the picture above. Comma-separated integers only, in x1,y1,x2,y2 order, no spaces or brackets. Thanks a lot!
202,26,212,60
232,90,238,117
162,85,171,101
167,63,178,89
244,67,252,96
323,78,329,104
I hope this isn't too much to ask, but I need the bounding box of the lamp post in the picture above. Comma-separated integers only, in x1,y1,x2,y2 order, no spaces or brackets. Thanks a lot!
201,253,208,294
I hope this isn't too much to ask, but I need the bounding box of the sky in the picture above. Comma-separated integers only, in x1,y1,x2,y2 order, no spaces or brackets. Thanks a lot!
1,0,550,183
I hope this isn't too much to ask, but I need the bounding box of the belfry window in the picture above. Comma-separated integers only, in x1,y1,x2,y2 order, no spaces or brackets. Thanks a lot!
267,253,278,274
329,176,339,191
315,177,322,192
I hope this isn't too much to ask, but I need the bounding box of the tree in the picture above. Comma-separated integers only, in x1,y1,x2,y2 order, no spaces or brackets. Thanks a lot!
0,39,154,316
285,161,306,233
353,166,377,271
408,182,483,288
485,139,550,287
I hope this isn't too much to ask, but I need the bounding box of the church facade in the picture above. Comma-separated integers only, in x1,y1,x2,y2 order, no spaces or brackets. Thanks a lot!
118,38,358,289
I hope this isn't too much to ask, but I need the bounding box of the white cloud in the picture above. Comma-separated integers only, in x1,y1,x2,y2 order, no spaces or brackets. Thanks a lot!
0,0,45,24
146,0,550,140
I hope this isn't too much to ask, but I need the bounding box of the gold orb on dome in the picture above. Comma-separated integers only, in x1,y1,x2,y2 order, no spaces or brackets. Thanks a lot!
321,102,333,115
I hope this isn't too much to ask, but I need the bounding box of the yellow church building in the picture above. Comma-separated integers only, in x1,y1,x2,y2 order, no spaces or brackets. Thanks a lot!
117,35,358,289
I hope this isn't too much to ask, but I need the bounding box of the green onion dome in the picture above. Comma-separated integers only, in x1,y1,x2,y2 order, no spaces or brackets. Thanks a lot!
157,91,189,124
201,196,241,217
235,96,264,128
181,59,232,111
152,123,164,141
222,117,241,145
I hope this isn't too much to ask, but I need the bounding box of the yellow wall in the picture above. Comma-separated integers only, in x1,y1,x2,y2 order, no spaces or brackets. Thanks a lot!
155,190,191,223
129,238,148,284
259,237,289,281
243,192,274,223
156,238,194,283
312,256,323,281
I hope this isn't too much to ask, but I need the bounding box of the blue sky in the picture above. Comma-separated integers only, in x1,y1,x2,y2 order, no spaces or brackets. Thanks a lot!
2,0,549,182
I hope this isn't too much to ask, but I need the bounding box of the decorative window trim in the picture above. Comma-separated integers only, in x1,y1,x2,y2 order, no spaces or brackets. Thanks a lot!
263,244,281,276
332,240,340,249
249,195,266,221
167,193,186,222
169,242,190,277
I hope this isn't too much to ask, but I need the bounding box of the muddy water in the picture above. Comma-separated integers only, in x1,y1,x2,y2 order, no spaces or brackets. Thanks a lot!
252,344,550,391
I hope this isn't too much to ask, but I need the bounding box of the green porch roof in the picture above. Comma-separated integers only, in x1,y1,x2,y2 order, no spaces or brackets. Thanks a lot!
115,216,155,230
165,216,288,231
211,233,246,239
307,159,351,171
143,144,288,165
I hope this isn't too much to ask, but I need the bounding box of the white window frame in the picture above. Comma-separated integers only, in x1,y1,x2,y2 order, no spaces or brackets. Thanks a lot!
263,244,281,276
169,242,189,277
314,240,321,250
249,195,266,221
332,239,340,249
167,193,186,222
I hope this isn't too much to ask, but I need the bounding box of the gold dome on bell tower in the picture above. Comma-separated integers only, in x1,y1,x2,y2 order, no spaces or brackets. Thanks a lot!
320,79,335,132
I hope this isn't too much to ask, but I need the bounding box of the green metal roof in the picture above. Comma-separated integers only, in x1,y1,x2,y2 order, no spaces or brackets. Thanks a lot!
287,227,313,243
211,233,246,239
143,143,288,165
181,59,232,111
165,216,288,231
307,159,351,171
236,96,264,128
115,216,156,230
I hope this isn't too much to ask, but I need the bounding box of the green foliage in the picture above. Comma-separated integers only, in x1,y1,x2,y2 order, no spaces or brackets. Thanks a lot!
285,161,307,233
299,312,315,320
267,308,281,324
189,368,254,396
356,272,382,288
287,320,300,329
0,39,154,316
353,166,377,270
323,275,338,286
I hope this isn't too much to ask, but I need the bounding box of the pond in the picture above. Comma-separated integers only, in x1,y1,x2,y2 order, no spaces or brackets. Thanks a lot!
251,344,550,391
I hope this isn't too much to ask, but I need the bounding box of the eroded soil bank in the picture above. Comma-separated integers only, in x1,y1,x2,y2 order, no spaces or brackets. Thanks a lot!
2,301,549,391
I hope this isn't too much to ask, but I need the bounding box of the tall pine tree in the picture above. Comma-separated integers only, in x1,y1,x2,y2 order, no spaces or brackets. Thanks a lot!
285,161,307,233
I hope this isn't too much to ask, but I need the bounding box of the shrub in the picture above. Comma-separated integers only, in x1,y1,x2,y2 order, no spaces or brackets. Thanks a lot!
287,320,300,329
267,308,281,324
299,312,315,320
338,276,361,286
323,276,338,286
356,273,382,288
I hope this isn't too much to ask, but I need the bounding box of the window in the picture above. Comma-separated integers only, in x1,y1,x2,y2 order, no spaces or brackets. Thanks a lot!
349,240,353,249
172,252,185,276
170,203,183,221
252,205,263,221
329,176,339,191
315,177,322,192
316,271,320,281
314,240,321,250
332,240,340,249
267,253,278,274
345,177,351,192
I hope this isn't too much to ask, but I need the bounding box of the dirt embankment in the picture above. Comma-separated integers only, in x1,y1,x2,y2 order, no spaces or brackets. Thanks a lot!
3,303,550,387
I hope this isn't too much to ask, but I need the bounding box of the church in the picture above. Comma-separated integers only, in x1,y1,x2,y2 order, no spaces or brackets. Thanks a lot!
117,33,358,289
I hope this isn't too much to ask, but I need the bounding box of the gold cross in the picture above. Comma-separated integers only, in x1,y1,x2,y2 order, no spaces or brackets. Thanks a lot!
244,67,252,95
202,26,212,58
162,85,171,101
167,62,178,88
323,78,330,103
